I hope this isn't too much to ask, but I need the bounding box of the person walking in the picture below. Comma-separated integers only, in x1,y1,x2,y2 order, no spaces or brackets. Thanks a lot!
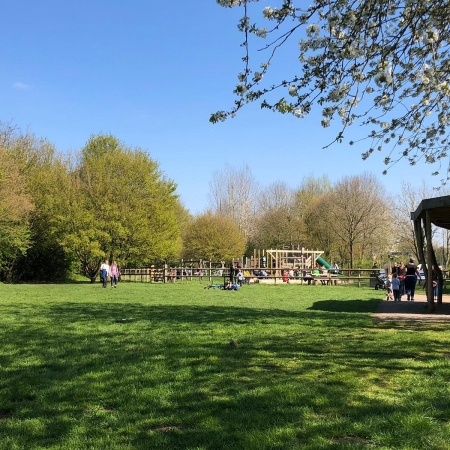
110,261,120,288
391,273,401,302
100,259,110,288
404,258,421,301
398,261,407,296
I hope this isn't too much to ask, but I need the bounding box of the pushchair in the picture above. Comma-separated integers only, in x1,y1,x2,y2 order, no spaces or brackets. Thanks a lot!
374,274,388,290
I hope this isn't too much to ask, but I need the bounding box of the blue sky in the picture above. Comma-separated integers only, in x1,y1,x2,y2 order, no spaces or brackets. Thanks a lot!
2,0,436,213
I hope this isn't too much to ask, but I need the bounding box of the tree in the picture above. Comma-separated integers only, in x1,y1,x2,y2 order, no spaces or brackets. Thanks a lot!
0,122,80,282
59,134,182,281
212,0,450,181
295,175,336,257
252,206,306,249
393,181,442,260
302,194,337,259
252,182,306,249
208,164,258,237
329,173,392,267
182,211,246,262
0,147,33,280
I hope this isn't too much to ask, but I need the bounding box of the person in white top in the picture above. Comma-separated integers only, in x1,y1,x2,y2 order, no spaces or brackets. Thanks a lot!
100,260,110,288
332,261,339,274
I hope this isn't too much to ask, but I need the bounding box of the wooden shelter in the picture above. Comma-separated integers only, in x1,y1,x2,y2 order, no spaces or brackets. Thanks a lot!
411,195,450,312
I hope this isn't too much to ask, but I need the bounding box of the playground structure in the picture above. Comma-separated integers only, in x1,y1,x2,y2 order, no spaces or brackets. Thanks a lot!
243,248,332,273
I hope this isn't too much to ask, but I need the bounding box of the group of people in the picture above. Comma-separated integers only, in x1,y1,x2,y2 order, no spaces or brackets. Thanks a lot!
99,260,120,288
386,257,422,302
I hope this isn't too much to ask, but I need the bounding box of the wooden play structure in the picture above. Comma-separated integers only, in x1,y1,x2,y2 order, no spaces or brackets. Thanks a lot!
244,248,332,272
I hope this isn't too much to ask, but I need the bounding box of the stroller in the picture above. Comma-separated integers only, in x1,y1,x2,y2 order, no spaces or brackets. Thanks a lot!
374,273,388,290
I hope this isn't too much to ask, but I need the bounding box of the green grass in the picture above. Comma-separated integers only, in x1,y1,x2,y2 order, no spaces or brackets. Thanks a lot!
1,281,450,449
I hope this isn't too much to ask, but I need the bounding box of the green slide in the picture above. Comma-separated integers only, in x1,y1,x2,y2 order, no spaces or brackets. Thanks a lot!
316,256,332,269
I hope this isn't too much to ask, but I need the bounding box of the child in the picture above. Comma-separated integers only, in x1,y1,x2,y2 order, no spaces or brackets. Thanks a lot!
391,272,401,302
385,275,394,301
236,270,245,286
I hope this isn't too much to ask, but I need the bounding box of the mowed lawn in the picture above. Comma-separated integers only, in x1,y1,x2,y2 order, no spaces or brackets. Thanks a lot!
1,281,450,449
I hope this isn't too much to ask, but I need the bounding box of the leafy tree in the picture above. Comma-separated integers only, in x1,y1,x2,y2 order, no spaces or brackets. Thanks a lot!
0,147,33,280
295,176,336,257
212,0,450,180
24,156,76,282
182,211,246,262
59,134,182,281
302,194,337,259
6,130,75,282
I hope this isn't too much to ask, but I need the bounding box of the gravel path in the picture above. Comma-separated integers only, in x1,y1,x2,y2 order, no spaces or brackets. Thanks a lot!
374,293,450,322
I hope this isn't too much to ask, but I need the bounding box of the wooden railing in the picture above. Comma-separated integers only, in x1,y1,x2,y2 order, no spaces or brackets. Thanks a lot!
119,266,389,287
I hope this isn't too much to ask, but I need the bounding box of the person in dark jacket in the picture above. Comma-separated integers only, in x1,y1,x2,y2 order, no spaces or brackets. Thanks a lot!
404,258,421,301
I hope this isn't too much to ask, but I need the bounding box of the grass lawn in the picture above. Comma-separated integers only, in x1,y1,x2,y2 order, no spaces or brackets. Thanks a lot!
1,281,450,449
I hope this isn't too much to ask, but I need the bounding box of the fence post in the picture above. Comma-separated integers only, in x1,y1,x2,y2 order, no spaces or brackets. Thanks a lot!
163,263,167,283
209,260,212,282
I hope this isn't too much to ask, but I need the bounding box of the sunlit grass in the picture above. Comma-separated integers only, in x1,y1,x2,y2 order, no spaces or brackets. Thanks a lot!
1,281,450,449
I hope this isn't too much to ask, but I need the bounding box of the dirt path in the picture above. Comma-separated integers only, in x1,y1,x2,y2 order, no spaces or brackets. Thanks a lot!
374,293,450,322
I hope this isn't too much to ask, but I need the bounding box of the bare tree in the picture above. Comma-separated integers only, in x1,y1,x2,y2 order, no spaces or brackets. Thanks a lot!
330,173,392,268
257,181,294,213
208,164,259,237
394,181,445,260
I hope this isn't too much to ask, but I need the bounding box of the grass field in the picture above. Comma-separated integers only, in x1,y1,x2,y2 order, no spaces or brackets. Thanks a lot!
1,281,450,449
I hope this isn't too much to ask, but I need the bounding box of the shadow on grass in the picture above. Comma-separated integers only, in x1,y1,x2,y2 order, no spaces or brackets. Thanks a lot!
41,301,377,327
308,298,381,313
2,302,449,449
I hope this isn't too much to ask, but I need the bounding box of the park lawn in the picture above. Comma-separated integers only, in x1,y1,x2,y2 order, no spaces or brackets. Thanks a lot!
0,281,450,449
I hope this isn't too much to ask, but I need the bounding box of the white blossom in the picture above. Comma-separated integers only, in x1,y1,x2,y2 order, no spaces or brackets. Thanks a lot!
306,23,320,37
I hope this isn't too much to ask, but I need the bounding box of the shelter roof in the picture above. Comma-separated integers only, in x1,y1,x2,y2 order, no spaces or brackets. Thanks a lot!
411,195,450,229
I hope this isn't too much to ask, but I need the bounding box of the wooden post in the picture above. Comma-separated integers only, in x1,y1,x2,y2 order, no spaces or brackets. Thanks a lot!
163,263,167,283
209,260,212,282
425,211,435,312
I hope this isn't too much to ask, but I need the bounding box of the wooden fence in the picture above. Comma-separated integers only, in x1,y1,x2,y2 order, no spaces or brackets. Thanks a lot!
119,266,391,287
120,265,228,284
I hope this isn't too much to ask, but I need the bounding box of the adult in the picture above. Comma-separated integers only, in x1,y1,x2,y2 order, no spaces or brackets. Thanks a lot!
233,264,240,284
398,261,407,296
432,266,439,301
110,261,120,288
100,259,110,288
391,262,399,275
404,258,421,301
332,261,340,274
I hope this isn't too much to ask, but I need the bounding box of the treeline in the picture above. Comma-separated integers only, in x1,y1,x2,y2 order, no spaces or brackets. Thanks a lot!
0,125,182,282
0,123,444,282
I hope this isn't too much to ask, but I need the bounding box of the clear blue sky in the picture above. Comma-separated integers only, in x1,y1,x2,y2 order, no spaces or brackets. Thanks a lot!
2,0,435,213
